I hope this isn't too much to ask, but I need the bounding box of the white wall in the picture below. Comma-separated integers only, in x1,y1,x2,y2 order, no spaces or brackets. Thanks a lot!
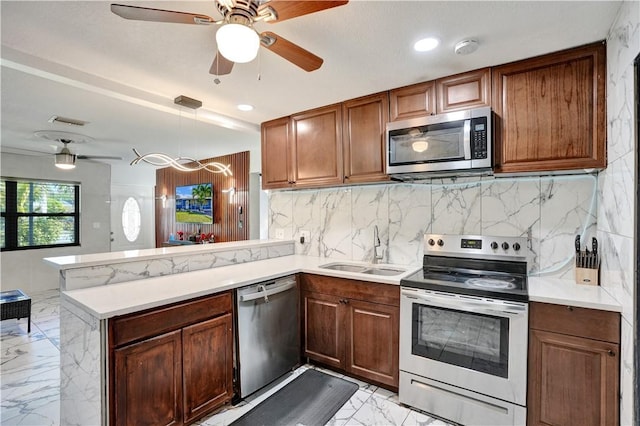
599,1,639,424
1,153,111,293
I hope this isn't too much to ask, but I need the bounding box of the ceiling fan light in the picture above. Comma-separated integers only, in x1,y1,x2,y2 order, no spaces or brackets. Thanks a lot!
55,152,76,169
216,23,260,63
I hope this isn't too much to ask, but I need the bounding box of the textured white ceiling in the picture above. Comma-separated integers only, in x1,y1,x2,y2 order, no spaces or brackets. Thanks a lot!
0,1,621,169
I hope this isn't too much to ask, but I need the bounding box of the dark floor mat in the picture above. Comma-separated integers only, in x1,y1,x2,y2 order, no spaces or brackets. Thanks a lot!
230,369,358,426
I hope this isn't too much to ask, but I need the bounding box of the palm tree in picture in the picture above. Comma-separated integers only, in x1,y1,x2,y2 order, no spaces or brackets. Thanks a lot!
192,183,212,215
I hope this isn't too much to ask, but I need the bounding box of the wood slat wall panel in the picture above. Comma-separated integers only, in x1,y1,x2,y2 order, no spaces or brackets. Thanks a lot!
154,151,250,247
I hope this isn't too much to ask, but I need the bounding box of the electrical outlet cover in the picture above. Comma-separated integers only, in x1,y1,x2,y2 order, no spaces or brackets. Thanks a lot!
275,228,285,239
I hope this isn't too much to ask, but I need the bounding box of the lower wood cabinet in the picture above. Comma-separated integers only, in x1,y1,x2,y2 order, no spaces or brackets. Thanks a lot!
300,274,399,389
528,302,620,426
109,292,233,426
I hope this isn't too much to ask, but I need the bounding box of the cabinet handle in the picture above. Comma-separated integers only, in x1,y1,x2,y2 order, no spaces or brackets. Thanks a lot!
344,176,349,180
566,306,574,311
608,350,616,357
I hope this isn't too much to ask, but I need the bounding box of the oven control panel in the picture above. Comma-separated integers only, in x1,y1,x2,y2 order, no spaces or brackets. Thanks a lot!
424,234,528,259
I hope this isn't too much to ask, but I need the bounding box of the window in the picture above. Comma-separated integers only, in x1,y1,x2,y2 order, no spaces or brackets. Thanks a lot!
121,196,141,242
1,179,80,251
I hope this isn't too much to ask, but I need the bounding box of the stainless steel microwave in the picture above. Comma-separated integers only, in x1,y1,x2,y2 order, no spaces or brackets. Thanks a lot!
386,106,492,179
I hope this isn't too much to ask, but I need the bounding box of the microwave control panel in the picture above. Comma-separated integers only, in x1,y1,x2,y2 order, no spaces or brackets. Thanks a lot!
471,117,488,159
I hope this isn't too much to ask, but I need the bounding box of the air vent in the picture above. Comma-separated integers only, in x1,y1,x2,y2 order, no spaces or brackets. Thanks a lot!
48,115,88,127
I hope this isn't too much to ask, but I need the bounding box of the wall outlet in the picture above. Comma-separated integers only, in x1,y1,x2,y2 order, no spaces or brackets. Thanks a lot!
299,230,310,244
275,228,285,239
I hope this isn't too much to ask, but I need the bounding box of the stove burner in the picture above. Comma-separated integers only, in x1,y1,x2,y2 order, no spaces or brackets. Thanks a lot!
465,278,516,290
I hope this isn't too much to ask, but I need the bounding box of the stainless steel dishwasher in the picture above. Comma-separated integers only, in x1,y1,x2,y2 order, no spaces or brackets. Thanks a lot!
236,275,300,398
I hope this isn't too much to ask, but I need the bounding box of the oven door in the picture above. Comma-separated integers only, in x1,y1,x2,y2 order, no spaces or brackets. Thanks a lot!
399,287,528,406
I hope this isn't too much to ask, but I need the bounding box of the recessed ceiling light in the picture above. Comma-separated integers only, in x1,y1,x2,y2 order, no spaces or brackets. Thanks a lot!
237,104,254,112
414,37,440,52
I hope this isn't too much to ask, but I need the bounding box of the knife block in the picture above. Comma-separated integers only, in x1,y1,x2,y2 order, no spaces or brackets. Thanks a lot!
575,267,599,286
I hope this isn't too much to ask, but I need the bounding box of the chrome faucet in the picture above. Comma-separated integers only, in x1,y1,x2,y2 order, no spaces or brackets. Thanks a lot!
373,225,383,264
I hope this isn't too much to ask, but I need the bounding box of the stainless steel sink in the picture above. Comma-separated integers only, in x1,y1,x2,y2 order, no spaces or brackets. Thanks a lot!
319,262,406,276
361,267,406,276
319,263,369,273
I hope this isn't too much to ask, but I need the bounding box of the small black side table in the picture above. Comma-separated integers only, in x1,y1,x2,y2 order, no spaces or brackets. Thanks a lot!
1,289,31,333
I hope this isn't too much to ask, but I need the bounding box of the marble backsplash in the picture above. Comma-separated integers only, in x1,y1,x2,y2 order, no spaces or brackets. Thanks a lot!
268,174,598,278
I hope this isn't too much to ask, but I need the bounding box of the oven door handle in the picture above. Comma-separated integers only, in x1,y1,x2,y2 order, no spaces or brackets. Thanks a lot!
401,289,527,316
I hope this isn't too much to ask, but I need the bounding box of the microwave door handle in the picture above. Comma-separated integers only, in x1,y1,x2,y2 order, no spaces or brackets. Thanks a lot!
401,289,526,316
463,119,471,160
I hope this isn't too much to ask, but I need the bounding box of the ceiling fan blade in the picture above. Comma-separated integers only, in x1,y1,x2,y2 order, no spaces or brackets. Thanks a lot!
77,155,123,160
260,1,348,23
260,31,323,72
110,4,215,25
209,52,234,76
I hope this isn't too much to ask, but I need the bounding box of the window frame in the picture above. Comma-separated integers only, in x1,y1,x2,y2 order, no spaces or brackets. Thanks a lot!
1,178,80,251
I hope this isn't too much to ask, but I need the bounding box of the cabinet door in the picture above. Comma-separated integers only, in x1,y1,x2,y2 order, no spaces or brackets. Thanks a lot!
389,81,436,121
113,330,183,426
492,42,606,173
302,291,345,369
528,329,619,426
342,92,390,183
182,313,233,424
344,299,399,388
291,104,343,188
436,68,491,113
261,117,292,189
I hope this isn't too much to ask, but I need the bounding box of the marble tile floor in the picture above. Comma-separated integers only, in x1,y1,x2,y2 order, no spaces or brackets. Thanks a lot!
1,289,453,426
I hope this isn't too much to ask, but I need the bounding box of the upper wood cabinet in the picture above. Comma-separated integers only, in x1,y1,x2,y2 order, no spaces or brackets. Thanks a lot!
261,117,291,189
389,68,491,121
342,92,390,183
389,81,436,121
528,302,620,426
262,105,344,190
436,68,491,113
492,41,606,174
291,104,344,188
262,96,390,189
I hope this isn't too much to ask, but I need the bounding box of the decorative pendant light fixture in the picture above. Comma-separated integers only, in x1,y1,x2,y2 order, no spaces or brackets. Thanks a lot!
131,95,233,176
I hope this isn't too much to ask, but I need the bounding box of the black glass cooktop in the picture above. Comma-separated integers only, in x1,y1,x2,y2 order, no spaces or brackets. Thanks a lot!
402,256,529,302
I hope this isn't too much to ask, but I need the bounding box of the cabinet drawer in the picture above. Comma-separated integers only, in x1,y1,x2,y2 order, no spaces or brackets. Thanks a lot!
529,302,620,343
110,292,232,347
300,274,399,306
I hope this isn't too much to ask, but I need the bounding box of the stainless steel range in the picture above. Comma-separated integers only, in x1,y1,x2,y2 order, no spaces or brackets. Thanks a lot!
399,234,529,426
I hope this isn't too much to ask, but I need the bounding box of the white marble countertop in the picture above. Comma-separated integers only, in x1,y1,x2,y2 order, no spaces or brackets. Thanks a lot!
44,239,290,269
61,255,421,319
528,276,621,312
62,255,622,320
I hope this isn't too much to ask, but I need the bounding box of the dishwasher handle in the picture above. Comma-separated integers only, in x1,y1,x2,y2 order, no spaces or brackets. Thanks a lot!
239,279,296,302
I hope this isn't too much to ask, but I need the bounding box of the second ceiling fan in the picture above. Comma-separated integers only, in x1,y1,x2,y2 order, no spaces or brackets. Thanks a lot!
111,0,348,76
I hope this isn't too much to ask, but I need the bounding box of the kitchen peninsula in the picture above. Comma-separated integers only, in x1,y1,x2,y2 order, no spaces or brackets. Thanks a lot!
47,239,621,425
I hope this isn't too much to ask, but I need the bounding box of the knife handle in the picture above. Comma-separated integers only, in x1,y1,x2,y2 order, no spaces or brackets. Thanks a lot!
592,237,598,256
575,235,581,253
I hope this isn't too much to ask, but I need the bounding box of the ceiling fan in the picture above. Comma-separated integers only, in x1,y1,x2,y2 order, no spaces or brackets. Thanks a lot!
32,131,123,169
110,0,348,76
